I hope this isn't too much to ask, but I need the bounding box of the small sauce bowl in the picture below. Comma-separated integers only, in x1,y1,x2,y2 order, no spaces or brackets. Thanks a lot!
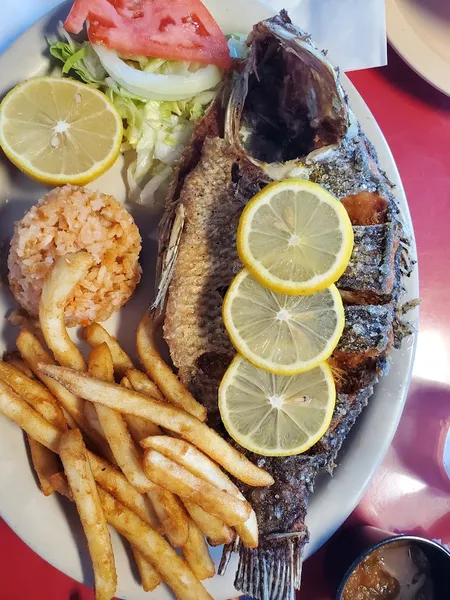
333,527,450,599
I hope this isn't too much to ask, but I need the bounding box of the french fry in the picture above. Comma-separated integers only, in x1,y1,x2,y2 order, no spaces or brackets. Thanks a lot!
50,472,161,593
0,381,61,452
60,406,79,429
17,330,112,459
3,352,35,378
0,360,67,431
144,485,189,547
181,521,215,581
183,500,234,546
88,344,152,493
97,487,213,600
86,451,161,532
27,435,60,496
123,413,162,442
143,450,251,526
49,471,73,499
91,442,188,546
120,377,162,441
131,547,161,592
88,344,115,382
59,429,117,600
17,330,86,427
39,252,94,372
143,436,258,548
84,402,105,439
38,364,274,488
89,346,188,546
83,323,133,378
137,313,207,421
120,376,132,388
126,369,165,402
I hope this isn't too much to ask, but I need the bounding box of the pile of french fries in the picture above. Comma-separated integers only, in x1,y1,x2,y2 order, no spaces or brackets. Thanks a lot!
0,252,274,600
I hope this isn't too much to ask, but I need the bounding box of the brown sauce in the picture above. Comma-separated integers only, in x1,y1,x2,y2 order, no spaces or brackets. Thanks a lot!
344,550,400,599
343,542,434,600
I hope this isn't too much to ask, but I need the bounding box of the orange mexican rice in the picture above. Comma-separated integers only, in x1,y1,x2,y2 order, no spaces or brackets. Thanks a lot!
8,185,141,326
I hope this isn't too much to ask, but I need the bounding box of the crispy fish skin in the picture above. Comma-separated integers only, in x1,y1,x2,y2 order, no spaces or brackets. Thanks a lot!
158,11,413,600
338,224,401,305
164,138,238,390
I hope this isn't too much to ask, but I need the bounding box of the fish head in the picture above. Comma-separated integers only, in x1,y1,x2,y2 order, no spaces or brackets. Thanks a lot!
226,10,350,178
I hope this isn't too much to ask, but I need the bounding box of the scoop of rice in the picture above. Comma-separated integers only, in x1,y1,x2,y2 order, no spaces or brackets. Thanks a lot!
8,185,142,327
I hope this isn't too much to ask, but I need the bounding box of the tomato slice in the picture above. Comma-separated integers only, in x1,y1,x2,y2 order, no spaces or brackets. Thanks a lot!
64,0,231,68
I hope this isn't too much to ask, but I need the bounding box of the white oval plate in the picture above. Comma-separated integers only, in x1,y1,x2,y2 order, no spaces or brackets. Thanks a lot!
0,2,418,599
387,0,450,97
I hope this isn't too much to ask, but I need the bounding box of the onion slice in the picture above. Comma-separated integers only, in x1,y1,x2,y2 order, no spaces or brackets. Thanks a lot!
92,44,222,101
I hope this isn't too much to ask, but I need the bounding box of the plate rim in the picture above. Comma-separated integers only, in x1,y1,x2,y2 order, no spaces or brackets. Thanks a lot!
0,1,419,598
387,0,450,97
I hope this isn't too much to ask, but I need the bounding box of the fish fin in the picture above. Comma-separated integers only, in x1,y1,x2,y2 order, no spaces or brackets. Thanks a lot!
220,533,308,600
153,203,185,317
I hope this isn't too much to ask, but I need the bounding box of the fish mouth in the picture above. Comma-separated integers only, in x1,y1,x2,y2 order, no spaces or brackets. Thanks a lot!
227,11,349,165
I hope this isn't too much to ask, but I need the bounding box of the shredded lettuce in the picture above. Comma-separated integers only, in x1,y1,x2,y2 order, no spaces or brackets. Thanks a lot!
104,89,215,202
48,27,107,86
48,26,247,208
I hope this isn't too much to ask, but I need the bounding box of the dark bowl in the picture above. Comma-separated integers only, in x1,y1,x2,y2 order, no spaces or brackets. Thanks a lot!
330,526,450,599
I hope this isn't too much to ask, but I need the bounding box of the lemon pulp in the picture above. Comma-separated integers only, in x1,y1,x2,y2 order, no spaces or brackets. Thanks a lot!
219,355,336,456
0,77,123,185
223,269,345,375
237,179,354,295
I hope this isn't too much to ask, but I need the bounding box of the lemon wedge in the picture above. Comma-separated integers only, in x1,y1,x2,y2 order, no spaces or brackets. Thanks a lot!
0,77,123,186
223,269,345,375
237,179,354,295
219,355,335,456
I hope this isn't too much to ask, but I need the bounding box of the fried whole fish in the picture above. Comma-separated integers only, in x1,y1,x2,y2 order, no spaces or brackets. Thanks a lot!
154,11,414,600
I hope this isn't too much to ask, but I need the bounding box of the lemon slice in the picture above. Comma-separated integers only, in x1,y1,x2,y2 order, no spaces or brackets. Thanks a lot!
219,355,335,456
237,179,354,295
223,269,345,375
0,77,123,186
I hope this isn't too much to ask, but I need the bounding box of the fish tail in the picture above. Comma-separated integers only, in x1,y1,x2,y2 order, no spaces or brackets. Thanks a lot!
220,533,307,600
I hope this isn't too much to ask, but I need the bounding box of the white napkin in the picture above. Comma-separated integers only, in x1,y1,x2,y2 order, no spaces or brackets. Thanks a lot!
0,0,387,71
265,0,387,71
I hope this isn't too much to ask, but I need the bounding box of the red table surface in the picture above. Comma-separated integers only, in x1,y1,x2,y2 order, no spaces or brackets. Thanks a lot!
1,47,450,600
